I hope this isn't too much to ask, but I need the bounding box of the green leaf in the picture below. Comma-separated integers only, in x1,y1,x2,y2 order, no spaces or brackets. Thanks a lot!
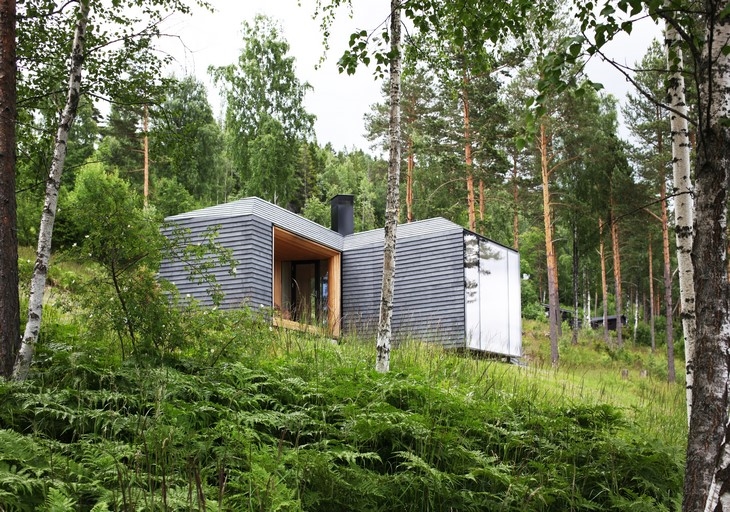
569,42,582,58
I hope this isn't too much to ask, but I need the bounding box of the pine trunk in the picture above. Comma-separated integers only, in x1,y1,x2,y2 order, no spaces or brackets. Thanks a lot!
666,15,696,420
463,74,476,232
0,0,19,380
13,0,89,381
610,201,623,348
479,178,484,223
375,0,401,374
660,177,676,383
682,1,730,509
540,123,559,364
649,236,656,353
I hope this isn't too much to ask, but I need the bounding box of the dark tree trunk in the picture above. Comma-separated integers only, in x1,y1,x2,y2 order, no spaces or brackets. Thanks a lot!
610,200,623,348
660,177,676,382
648,236,656,353
0,0,19,379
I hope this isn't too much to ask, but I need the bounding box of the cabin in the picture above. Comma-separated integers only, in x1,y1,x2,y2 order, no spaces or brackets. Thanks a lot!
590,315,628,331
159,195,522,358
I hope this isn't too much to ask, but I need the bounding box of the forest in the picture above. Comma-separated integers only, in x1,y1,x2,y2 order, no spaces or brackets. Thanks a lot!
1,0,729,510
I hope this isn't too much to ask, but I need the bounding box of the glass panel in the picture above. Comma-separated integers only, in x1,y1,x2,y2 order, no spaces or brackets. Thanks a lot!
281,262,292,319
320,259,329,322
292,262,316,324
508,251,522,357
464,234,481,349
479,240,510,355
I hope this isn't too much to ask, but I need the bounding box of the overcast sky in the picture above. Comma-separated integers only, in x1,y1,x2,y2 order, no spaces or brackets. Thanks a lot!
159,1,661,152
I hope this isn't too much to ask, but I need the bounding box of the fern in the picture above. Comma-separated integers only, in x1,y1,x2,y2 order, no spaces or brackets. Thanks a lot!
41,487,75,512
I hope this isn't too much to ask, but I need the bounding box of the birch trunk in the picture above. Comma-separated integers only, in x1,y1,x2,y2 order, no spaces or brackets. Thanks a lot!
406,137,413,223
512,147,519,250
375,0,401,374
0,0,19,379
540,123,559,364
682,1,730,509
599,218,609,345
665,15,696,420
13,0,89,381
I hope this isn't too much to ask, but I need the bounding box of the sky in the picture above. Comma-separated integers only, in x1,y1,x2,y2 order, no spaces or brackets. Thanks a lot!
159,1,662,152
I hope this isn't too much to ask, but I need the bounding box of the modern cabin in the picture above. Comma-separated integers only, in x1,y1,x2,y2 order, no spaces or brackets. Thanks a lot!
159,195,522,358
590,315,628,331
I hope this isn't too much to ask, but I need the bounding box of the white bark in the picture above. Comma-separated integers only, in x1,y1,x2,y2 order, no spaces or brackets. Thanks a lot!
375,0,401,374
665,13,696,424
13,0,89,381
683,2,730,509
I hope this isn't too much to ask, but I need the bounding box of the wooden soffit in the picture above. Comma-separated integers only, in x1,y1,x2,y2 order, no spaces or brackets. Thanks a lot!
273,226,340,261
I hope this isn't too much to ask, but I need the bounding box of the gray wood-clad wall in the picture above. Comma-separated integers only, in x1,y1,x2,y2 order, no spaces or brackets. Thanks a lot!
341,228,466,348
159,215,273,310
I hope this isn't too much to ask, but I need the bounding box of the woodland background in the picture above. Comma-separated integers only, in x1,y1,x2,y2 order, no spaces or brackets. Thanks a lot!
0,0,714,509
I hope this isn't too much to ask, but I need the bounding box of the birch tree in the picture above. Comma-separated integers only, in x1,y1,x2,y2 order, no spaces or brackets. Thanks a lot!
665,13,695,419
13,0,90,381
374,0,401,373
682,3,730,507
210,15,314,205
12,0,200,380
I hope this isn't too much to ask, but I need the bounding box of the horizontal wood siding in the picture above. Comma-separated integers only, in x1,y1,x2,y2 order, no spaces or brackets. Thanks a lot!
159,215,272,310
341,244,381,337
342,230,465,348
240,216,273,308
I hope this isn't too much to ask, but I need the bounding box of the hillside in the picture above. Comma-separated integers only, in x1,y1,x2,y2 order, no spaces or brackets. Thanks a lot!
0,286,686,511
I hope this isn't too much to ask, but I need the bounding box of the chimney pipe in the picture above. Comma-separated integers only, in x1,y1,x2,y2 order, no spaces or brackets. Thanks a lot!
330,194,354,236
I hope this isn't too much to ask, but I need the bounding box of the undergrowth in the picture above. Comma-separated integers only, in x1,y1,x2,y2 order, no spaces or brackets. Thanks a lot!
3,242,685,510
0,317,684,511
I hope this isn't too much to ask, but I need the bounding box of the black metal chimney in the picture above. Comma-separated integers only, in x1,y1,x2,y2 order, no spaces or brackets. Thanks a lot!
330,194,354,236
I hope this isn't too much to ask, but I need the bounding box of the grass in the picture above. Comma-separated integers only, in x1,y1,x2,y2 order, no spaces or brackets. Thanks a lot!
1,251,686,510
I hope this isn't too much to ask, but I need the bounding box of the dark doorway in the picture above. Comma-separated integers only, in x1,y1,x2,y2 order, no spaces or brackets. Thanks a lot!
291,261,318,323
288,260,330,326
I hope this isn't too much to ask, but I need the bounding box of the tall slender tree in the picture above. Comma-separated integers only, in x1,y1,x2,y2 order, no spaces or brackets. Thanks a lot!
0,0,19,379
375,0,401,373
210,15,314,205
624,41,676,380
683,3,730,507
13,0,90,381
13,0,200,380
665,11,695,419
14,0,89,379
